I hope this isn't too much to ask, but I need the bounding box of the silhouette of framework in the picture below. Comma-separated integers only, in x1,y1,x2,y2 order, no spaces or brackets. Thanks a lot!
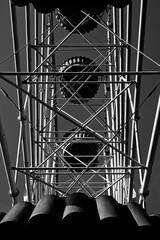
0,0,160,209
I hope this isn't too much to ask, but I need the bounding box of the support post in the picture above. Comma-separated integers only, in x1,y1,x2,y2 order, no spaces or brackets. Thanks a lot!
0,112,19,204
139,95,160,205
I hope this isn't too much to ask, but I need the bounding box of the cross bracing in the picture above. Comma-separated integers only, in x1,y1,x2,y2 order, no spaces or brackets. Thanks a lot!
0,0,160,210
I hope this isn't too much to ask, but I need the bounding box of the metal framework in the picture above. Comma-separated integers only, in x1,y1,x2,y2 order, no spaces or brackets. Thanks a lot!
0,0,160,209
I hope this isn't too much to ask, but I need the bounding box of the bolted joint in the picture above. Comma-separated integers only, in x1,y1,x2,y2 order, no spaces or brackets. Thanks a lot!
135,115,141,121
17,114,27,122
9,187,20,198
139,188,150,198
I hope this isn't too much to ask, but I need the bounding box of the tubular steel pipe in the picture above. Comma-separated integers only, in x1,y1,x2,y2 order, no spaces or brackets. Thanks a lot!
31,43,128,48
0,113,19,203
25,4,35,171
13,166,144,171
23,13,91,83
128,0,148,203
22,80,136,84
1,71,160,77
9,1,32,202
139,95,160,205
0,74,145,169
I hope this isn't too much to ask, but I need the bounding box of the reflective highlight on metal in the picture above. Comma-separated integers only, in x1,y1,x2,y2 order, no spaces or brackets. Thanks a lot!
0,193,159,238
59,56,100,103
0,1,160,235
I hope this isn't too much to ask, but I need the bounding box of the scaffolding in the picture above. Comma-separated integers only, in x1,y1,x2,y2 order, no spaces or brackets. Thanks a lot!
0,0,160,209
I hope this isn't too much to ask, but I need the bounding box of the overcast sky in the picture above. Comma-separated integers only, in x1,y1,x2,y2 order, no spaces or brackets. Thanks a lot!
0,0,160,214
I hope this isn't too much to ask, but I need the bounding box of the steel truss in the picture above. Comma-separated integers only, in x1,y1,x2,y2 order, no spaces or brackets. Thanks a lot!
0,0,160,208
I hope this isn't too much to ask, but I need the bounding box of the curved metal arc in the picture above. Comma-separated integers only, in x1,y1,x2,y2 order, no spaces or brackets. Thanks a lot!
23,13,91,83
85,9,160,69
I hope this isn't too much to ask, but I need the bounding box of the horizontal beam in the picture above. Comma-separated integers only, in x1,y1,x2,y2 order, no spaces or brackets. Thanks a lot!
0,74,145,167
31,43,128,48
15,172,129,175
1,71,160,78
23,80,136,84
13,166,146,170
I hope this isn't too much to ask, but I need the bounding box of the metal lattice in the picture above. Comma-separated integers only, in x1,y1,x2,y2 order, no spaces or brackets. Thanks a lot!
0,0,160,209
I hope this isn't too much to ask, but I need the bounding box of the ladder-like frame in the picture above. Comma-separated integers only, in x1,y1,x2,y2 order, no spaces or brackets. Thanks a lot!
0,0,160,209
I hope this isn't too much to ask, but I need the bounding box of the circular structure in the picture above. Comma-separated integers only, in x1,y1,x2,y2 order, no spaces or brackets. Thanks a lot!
11,0,132,14
55,0,108,34
32,0,58,14
1,0,159,216
11,0,31,7
59,56,100,104
57,0,108,15
55,8,101,34
109,0,132,8
62,129,100,172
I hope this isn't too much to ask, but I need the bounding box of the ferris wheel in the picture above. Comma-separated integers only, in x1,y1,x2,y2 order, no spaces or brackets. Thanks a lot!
0,0,160,211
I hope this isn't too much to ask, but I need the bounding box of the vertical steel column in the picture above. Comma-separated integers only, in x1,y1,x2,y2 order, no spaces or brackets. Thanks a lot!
33,9,41,202
117,5,134,204
139,95,160,205
111,6,118,200
0,112,19,204
25,4,35,169
104,5,112,196
9,2,32,201
118,7,124,203
128,0,148,202
39,13,45,179
49,12,59,195
124,3,132,203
